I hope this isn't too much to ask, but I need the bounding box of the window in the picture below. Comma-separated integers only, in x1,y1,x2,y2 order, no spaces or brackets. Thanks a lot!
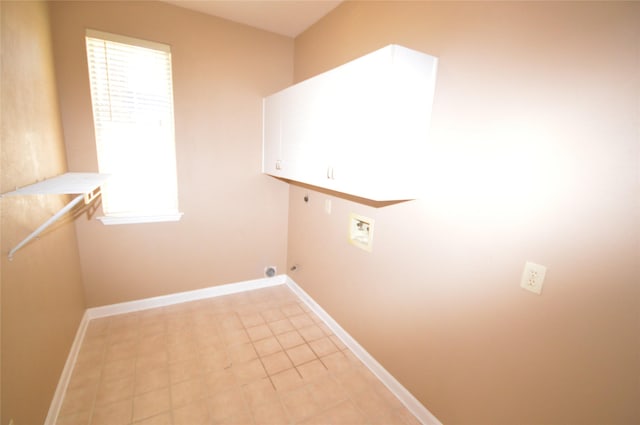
85,29,182,224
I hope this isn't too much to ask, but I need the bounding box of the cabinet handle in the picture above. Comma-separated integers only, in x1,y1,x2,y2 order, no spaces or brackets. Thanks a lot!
327,167,335,180
276,160,282,170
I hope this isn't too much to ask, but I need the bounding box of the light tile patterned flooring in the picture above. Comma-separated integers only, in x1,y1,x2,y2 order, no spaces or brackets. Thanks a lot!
55,285,420,425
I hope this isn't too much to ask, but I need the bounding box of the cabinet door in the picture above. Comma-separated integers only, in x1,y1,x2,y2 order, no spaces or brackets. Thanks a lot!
264,85,328,182
280,77,331,188
323,47,392,199
377,47,437,199
262,92,283,176
326,46,436,200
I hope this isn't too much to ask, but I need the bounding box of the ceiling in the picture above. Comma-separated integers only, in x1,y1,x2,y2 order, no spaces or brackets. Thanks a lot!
162,0,343,38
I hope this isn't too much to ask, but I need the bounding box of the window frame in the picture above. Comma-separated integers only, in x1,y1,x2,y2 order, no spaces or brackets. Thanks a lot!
85,29,183,225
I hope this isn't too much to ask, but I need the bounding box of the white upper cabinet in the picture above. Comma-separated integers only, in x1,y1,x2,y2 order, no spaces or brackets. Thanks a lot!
262,44,438,201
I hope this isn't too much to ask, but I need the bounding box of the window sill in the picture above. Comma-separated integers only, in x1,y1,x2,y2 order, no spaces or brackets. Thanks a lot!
98,212,184,225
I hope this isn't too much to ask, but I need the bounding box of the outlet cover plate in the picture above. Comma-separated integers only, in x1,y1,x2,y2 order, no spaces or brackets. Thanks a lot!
520,261,547,295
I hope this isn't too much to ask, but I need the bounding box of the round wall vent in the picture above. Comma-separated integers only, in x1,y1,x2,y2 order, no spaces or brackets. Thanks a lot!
264,266,276,278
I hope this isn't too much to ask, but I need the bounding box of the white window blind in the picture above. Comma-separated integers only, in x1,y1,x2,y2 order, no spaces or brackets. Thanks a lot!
85,29,182,224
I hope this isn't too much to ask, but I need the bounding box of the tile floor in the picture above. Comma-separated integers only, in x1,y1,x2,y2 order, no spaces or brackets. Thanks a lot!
55,285,421,425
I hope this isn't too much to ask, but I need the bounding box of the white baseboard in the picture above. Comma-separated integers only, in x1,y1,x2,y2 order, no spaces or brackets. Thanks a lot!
285,276,442,425
85,275,286,319
44,310,91,425
47,274,440,425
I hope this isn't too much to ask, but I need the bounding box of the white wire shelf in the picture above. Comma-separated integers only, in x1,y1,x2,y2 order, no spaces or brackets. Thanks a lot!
2,172,110,259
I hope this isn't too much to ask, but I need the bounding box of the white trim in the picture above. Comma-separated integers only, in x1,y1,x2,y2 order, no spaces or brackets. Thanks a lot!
44,310,91,425
86,275,286,319
97,212,184,225
285,276,442,425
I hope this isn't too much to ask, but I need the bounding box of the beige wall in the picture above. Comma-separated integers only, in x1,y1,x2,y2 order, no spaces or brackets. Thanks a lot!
0,2,87,424
48,1,293,307
3,1,637,423
289,1,640,424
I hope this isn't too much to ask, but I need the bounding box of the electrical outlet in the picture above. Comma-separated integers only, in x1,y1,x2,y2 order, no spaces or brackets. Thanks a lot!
520,261,547,295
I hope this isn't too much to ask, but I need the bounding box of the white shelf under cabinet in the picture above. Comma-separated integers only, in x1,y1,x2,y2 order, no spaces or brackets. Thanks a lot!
262,44,438,202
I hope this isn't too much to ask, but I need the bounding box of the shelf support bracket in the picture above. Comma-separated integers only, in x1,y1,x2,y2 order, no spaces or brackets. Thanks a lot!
8,193,87,260
3,172,109,260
